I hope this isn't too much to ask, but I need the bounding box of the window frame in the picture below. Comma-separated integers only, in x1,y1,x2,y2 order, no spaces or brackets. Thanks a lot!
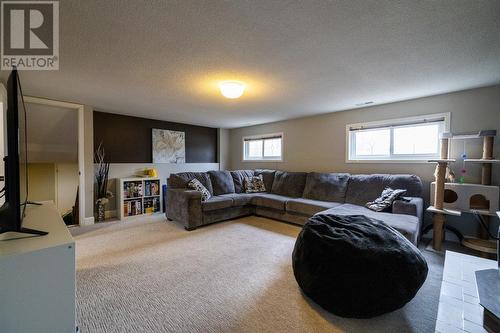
346,113,450,163
242,132,284,162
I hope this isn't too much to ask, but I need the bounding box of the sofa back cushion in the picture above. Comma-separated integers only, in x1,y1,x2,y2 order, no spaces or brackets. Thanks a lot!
168,172,213,195
271,171,307,198
254,169,276,192
345,174,423,206
208,170,236,195
302,172,350,202
230,170,255,193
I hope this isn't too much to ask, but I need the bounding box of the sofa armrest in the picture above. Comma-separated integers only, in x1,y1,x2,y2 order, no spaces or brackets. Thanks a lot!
392,197,423,223
166,188,202,230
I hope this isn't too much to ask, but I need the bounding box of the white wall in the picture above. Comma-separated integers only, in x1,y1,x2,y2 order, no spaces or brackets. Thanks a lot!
229,85,500,237
218,128,230,171
83,105,94,223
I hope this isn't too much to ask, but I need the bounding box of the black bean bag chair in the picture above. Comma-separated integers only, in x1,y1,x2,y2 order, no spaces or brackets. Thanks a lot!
292,214,428,318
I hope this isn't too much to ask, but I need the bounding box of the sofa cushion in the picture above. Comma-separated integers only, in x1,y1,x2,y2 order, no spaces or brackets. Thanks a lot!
168,172,213,195
201,196,234,212
345,174,422,206
243,175,267,193
230,170,255,193
208,171,236,195
318,203,420,245
251,193,289,211
286,198,341,216
271,171,307,198
366,188,407,212
254,169,276,192
219,193,259,206
303,172,350,202
187,179,211,202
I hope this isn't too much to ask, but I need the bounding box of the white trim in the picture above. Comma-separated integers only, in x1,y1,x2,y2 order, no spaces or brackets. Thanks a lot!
23,96,83,110
345,112,451,163
77,105,85,225
54,165,58,214
0,83,6,175
82,217,94,226
24,96,87,226
242,132,284,162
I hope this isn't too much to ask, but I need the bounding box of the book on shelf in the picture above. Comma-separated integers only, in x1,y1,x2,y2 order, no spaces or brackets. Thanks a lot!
119,178,161,219
124,181,143,199
144,196,160,214
123,199,142,216
144,180,160,197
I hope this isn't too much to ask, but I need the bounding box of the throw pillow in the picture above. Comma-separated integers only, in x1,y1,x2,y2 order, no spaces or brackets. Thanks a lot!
366,187,406,212
244,175,266,193
187,178,211,202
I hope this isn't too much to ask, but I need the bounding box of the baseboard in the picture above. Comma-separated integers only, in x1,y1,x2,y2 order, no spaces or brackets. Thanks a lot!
81,217,95,226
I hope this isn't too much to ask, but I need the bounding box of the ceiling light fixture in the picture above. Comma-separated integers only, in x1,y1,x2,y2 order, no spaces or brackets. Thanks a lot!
219,81,246,99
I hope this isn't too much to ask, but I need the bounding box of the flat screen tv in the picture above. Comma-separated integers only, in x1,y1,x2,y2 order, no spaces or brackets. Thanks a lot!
0,69,47,236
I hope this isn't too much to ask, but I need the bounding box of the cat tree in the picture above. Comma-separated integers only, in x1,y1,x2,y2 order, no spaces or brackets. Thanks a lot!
427,130,499,255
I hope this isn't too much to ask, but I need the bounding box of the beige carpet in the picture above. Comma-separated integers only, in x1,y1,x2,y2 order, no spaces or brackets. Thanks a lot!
73,216,443,333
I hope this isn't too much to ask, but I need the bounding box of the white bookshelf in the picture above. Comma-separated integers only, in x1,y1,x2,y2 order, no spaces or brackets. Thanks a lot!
116,177,163,220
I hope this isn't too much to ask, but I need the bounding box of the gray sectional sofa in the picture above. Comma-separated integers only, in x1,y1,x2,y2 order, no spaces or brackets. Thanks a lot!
166,170,424,245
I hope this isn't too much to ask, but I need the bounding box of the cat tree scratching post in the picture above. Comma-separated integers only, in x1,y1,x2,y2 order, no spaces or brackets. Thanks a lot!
480,133,493,240
427,133,459,251
432,160,447,250
425,130,498,254
461,130,498,254
482,134,494,184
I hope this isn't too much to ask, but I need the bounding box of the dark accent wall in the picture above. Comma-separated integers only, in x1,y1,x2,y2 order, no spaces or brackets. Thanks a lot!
93,111,218,163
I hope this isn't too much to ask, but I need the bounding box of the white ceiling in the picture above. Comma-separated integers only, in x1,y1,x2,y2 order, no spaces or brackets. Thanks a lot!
1,0,499,128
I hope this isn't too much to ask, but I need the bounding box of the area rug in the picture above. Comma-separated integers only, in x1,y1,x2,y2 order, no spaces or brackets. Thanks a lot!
73,216,443,332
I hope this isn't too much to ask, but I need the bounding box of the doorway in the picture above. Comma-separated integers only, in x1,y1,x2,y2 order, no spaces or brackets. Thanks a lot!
25,102,80,224
24,97,85,225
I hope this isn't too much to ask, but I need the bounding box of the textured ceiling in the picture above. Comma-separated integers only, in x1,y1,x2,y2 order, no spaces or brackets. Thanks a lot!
1,0,499,128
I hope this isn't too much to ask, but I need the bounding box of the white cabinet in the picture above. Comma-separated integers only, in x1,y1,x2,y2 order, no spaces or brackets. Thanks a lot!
0,203,76,333
116,177,163,220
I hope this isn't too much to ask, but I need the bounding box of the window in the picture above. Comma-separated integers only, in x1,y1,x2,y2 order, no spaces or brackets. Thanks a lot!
243,133,283,161
347,113,450,162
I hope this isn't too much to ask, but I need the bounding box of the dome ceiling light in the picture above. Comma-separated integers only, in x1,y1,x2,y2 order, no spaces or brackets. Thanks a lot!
219,81,246,99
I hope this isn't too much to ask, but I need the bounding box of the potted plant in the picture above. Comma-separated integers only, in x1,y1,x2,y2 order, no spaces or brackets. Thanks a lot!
95,143,113,222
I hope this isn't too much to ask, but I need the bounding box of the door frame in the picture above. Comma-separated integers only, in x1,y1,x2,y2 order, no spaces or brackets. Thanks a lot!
24,96,86,226
0,84,6,198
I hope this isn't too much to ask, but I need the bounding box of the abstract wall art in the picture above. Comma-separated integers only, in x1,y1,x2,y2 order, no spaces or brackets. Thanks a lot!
152,129,186,163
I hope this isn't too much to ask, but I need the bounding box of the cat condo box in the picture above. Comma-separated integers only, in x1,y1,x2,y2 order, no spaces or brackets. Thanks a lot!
430,182,499,216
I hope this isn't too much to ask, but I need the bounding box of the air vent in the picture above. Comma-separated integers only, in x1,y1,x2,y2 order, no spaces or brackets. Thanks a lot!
355,101,374,107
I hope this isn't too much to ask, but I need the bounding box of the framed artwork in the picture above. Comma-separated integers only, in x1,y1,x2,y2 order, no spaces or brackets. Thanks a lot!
152,129,185,163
